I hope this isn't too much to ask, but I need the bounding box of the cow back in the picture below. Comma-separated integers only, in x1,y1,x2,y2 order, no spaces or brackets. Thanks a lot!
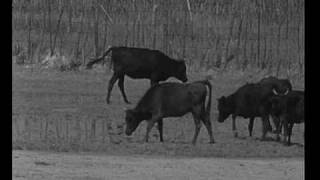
231,83,272,117
134,82,207,117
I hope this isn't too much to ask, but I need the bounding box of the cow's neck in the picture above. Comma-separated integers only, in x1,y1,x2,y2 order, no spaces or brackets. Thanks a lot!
227,95,236,111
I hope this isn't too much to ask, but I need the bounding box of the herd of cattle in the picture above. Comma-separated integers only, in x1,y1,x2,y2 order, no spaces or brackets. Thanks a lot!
86,46,304,146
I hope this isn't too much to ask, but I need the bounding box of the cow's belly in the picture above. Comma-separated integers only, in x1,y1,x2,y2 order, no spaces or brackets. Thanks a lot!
163,110,190,118
236,110,261,119
161,98,194,118
126,71,151,79
235,104,269,118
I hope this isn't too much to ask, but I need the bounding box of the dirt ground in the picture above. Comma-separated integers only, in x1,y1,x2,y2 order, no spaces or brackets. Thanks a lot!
12,65,305,179
12,65,305,157
12,150,304,180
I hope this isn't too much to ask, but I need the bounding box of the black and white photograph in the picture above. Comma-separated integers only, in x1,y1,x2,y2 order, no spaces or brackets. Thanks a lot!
12,0,305,179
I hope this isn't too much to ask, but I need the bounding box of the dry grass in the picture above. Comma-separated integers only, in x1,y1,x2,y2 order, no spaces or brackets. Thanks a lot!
12,64,304,157
12,0,304,71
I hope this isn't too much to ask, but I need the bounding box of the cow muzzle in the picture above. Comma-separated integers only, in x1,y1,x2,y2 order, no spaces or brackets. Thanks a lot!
182,77,188,83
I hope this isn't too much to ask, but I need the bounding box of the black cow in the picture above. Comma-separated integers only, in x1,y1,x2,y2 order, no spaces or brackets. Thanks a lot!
257,76,293,132
217,76,292,140
86,46,188,104
270,90,304,146
258,76,292,95
217,83,271,140
124,80,214,145
216,76,292,139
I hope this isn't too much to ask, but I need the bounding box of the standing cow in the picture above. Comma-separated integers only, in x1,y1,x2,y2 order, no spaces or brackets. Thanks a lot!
124,80,214,145
217,76,292,139
257,76,293,132
86,46,188,104
217,83,271,139
270,90,304,146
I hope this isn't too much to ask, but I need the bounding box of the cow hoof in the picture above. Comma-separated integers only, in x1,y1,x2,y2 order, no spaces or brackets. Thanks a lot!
209,140,215,144
125,101,131,104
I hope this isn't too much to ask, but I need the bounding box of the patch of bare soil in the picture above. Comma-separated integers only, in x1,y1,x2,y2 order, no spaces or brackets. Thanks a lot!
12,150,304,180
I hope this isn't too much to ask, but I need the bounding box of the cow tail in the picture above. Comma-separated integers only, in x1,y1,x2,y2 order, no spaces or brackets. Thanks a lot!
203,79,212,118
86,46,113,69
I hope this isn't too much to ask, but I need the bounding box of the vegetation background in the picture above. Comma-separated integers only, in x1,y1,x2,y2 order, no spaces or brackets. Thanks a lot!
12,0,304,75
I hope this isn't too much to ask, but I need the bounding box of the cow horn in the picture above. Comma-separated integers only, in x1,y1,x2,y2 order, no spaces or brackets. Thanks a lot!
272,88,279,95
284,89,289,95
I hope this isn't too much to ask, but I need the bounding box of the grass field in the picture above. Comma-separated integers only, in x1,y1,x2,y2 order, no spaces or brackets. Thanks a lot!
12,64,304,158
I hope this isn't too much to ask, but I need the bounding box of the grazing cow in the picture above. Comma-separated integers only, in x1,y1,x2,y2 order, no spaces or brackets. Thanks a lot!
86,46,188,104
124,80,214,145
270,90,304,146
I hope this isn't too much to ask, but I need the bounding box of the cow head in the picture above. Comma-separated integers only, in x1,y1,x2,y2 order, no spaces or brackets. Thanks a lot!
272,88,289,96
217,96,232,122
174,60,188,83
271,79,292,96
124,109,144,136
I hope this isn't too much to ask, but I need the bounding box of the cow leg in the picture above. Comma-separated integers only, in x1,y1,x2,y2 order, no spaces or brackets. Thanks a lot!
266,118,273,133
287,122,294,146
271,115,280,133
274,116,282,142
118,75,130,104
260,116,269,141
192,117,202,145
282,118,289,145
248,117,254,137
201,117,215,144
191,106,204,145
106,73,119,104
200,105,214,143
157,119,164,142
232,115,238,138
145,115,161,143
